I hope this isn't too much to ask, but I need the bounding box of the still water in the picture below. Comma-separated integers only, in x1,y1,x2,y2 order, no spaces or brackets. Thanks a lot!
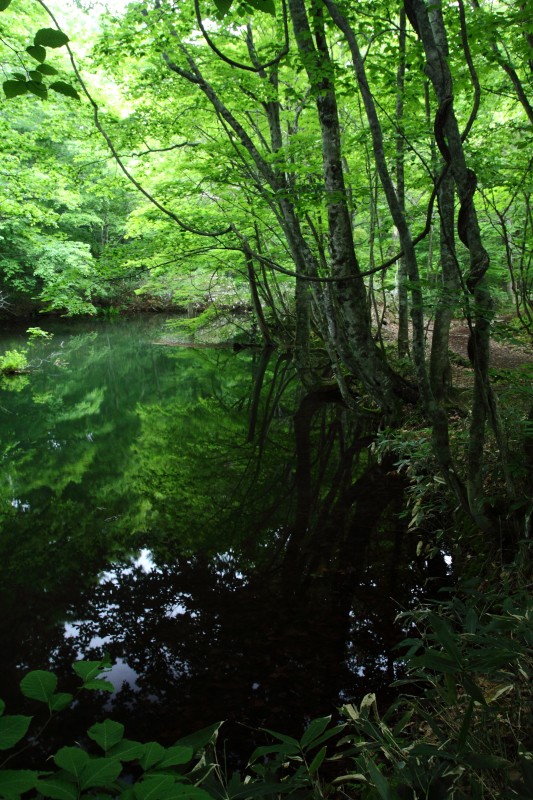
0,316,423,764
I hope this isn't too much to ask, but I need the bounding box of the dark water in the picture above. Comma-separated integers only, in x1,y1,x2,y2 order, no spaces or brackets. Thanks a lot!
0,316,424,765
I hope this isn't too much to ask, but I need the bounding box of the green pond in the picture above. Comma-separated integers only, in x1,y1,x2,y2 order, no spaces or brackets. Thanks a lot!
0,315,427,765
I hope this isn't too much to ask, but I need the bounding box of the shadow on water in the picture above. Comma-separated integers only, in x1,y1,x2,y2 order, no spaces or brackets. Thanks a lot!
0,316,432,766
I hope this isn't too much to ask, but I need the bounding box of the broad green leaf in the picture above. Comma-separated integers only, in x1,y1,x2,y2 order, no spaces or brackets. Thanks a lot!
34,28,69,48
3,80,28,99
164,788,213,800
72,661,108,683
247,0,276,15
50,82,80,100
366,758,395,800
26,44,46,62
12,73,26,81
260,728,299,747
0,0,12,10
0,770,39,797
20,671,57,703
213,0,233,17
139,742,165,770
26,80,48,99
81,679,114,693
29,71,43,84
0,715,32,750
174,722,222,753
50,693,74,712
79,758,122,790
54,746,90,777
133,775,175,800
88,720,125,752
37,64,58,76
308,745,327,774
300,715,331,748
156,745,193,769
106,739,144,762
37,777,79,800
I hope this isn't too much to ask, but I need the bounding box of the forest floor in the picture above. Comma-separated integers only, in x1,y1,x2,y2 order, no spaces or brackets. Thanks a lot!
381,315,532,389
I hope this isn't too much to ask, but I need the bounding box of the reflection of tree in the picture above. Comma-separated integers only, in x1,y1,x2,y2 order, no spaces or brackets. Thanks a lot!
0,324,425,767
49,382,420,766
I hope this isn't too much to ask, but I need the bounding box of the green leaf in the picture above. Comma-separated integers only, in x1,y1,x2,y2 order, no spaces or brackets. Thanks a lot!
34,28,69,48
0,0,12,10
37,777,79,800
427,613,462,664
72,661,109,683
50,692,74,712
28,71,43,83
156,745,193,769
461,753,511,770
81,679,114,692
260,728,299,747
300,716,331,748
26,80,48,99
213,0,233,17
26,44,46,62
308,745,327,774
79,758,122,790
247,0,276,15
0,770,39,797
54,745,90,777
139,742,165,771
3,80,28,99
133,775,175,800
106,739,145,762
37,64,58,76
20,671,57,703
88,720,125,752
0,715,32,750
164,788,213,800
174,722,222,753
49,81,80,100
366,758,396,800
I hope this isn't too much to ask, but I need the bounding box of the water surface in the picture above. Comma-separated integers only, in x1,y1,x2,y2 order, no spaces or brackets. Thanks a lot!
0,316,423,764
